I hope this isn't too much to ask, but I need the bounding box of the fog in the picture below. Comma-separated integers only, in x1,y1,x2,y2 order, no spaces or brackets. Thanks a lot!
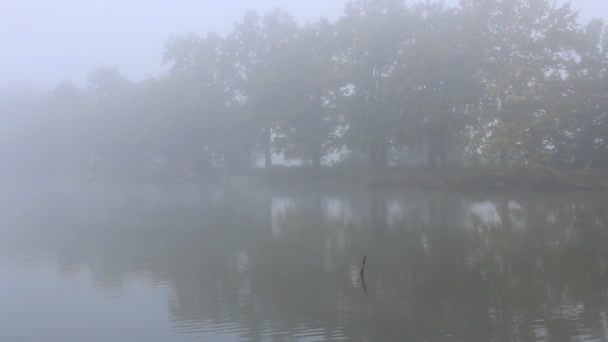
2,0,606,88
3,0,608,181
3,1,608,341
2,0,349,87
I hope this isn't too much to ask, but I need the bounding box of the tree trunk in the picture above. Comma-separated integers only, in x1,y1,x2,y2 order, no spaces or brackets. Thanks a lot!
498,199,513,230
427,124,437,168
370,138,389,168
499,148,508,167
263,126,272,168
437,121,448,168
378,139,388,167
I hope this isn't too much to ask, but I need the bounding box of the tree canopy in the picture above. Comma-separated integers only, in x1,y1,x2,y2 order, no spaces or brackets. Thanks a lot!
1,0,606,178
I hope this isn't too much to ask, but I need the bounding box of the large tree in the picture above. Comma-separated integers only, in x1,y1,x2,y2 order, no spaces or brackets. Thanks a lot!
335,0,411,167
461,0,579,167
227,10,300,168
162,33,240,171
549,19,608,167
268,20,343,168
392,2,482,168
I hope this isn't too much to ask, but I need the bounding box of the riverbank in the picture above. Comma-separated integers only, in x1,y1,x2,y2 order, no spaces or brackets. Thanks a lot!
250,167,608,192
4,166,606,192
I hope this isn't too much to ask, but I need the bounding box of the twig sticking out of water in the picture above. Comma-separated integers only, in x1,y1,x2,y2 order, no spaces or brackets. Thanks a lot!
360,256,367,294
360,255,367,278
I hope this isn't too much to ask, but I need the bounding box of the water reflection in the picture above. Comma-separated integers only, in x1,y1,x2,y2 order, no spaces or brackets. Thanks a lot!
0,182,607,341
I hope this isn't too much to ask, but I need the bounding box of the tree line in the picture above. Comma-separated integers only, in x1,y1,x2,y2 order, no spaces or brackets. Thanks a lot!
1,0,607,178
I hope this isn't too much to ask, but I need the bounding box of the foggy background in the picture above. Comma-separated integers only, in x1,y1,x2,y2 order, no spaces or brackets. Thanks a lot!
2,0,607,88
2,1,608,341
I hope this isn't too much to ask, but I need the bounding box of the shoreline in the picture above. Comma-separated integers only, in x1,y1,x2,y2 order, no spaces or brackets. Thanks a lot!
3,167,607,193
250,167,608,192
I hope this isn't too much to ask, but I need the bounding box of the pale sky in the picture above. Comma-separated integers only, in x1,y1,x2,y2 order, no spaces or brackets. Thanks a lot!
0,0,606,89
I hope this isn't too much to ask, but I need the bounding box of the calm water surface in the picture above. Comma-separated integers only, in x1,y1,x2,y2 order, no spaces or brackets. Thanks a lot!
1,181,607,341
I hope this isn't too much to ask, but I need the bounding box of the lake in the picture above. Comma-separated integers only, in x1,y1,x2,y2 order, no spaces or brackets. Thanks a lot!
1,181,607,341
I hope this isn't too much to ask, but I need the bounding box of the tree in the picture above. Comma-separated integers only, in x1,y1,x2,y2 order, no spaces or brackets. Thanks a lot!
227,10,300,168
392,2,482,168
461,0,579,167
48,81,91,174
163,33,241,172
85,66,145,175
336,0,410,167
553,20,608,167
270,20,342,168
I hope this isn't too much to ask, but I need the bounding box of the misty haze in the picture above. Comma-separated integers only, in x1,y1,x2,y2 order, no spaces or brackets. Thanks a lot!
2,0,608,341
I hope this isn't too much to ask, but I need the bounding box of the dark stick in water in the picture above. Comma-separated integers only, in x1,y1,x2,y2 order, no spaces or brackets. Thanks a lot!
360,255,367,278
360,256,367,294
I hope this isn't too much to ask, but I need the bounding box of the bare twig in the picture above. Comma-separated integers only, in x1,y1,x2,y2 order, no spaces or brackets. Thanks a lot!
360,255,367,278
360,255,367,294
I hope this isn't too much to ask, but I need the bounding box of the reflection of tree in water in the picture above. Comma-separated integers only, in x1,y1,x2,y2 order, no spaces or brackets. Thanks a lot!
1,185,608,341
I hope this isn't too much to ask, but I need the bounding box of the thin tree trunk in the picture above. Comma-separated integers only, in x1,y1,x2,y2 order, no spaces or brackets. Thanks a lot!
378,139,389,167
438,122,448,168
438,143,447,168
263,126,272,168
499,148,508,167
427,124,437,168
